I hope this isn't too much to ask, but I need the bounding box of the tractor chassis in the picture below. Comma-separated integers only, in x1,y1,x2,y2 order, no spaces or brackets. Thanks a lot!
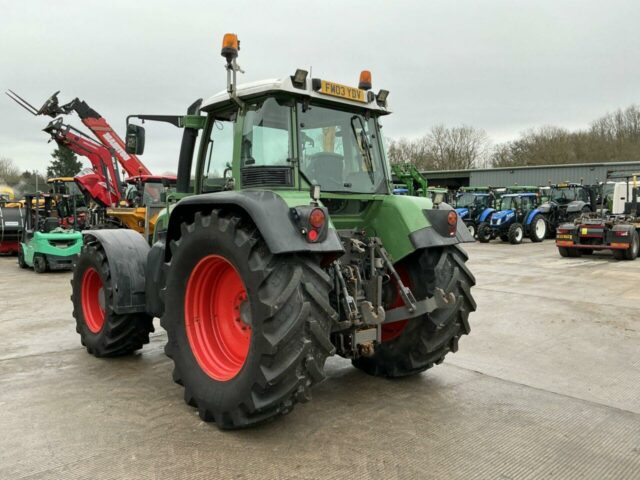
329,230,458,358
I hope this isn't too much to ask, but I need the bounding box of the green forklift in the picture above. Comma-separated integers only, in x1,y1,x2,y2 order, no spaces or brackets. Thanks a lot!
18,193,82,273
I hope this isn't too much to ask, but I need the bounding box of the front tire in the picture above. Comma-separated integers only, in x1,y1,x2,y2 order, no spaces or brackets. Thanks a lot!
508,223,524,244
162,211,335,429
477,223,492,243
17,247,28,269
33,254,47,273
352,246,476,378
71,242,154,357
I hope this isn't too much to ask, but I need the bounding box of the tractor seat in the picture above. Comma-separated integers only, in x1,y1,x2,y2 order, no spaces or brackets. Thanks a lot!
307,152,344,188
43,217,60,233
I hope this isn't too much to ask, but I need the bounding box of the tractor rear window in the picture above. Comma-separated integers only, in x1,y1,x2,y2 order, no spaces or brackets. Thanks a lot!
297,103,386,194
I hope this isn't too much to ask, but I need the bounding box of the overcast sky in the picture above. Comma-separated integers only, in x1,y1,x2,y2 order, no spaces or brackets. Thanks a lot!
1,0,639,174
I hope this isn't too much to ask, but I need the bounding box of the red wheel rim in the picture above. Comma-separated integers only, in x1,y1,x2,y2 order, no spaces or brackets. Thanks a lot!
381,265,411,342
81,267,105,333
185,255,251,381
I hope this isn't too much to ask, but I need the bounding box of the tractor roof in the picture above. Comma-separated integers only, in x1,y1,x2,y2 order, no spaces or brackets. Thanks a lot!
125,175,177,184
502,193,538,198
202,77,391,115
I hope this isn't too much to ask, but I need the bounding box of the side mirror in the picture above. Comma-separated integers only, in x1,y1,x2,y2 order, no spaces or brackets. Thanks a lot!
126,124,146,154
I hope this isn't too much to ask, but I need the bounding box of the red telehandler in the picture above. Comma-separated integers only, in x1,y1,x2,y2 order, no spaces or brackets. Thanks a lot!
7,90,176,239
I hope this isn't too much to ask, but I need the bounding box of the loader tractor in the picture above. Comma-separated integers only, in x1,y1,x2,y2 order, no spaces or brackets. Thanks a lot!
70,34,476,429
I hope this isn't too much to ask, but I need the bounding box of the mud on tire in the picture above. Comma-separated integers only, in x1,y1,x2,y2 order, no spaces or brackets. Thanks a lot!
352,246,476,378
71,242,154,357
162,210,335,429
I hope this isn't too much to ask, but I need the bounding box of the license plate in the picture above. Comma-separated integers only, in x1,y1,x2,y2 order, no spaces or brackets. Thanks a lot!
556,234,572,240
318,80,367,103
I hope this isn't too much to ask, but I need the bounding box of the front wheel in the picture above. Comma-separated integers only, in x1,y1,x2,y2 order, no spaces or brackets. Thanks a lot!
17,247,28,269
71,242,154,357
162,211,335,429
477,223,492,243
33,254,47,273
529,215,546,242
352,246,476,378
508,223,524,244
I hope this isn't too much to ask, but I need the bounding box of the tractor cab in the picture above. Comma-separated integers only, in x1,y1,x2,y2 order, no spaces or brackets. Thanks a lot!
455,190,497,238
47,177,86,207
18,193,81,272
123,175,177,208
428,187,451,206
539,182,597,236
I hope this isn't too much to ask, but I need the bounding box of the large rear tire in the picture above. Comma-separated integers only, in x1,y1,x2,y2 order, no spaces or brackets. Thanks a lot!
352,246,476,378
162,210,335,429
613,230,639,260
529,215,546,242
71,242,154,357
464,221,476,239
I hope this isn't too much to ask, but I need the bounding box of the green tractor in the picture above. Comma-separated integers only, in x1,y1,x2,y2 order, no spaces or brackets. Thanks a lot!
18,193,82,272
70,34,476,429
391,163,451,205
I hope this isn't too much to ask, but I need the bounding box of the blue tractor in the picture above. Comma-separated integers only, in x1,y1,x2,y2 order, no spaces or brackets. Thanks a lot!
455,190,496,238
477,193,547,244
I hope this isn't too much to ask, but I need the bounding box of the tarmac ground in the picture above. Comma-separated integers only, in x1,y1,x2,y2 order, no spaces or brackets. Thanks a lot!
0,240,639,479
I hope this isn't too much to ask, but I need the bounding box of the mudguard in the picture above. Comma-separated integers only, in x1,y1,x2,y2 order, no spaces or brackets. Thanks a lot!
525,208,542,225
478,208,495,222
166,190,344,258
82,229,150,314
412,206,475,247
537,202,553,213
566,201,588,213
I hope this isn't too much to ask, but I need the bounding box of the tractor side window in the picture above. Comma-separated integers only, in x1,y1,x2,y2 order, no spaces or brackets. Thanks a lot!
241,98,292,167
203,119,234,192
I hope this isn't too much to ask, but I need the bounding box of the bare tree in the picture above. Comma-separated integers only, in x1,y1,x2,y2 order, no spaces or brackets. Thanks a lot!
0,157,22,185
387,125,491,170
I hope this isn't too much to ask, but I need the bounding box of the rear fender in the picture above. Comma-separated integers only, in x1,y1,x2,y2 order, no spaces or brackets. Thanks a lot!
525,208,542,225
165,191,344,261
82,229,149,314
566,201,587,213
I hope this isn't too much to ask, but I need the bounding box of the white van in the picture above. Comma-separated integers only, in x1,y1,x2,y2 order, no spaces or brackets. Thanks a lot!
600,182,633,214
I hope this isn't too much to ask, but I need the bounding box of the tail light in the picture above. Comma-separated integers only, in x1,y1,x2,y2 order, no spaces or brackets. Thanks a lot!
290,206,329,243
447,211,457,226
309,208,326,228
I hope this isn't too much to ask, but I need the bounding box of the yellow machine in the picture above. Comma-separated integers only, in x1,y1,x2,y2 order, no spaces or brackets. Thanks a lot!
105,175,176,241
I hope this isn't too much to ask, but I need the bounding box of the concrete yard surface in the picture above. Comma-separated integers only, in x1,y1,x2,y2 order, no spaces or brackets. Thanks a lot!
0,241,639,479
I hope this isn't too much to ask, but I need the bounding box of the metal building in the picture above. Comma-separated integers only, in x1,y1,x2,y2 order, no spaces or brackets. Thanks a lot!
424,161,640,189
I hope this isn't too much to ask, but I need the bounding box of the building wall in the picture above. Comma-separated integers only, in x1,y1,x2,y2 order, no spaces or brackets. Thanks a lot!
424,161,640,188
